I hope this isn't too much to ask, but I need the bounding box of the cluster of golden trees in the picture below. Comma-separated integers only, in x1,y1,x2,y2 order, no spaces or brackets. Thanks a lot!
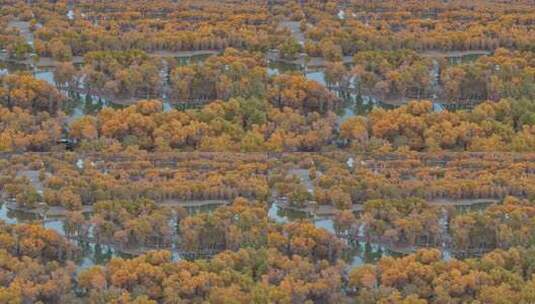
180,198,269,255
2,148,535,229
81,50,162,99
0,221,79,303
76,247,346,303
2,1,535,303
0,198,348,303
351,50,434,100
90,199,174,250
69,99,337,152
181,198,345,261
301,0,535,58
169,49,267,102
269,152,535,212
1,87,531,153
0,18,33,60
0,73,64,152
451,196,535,255
441,49,535,102
0,106,62,152
2,153,535,303
268,73,340,114
341,99,535,152
10,0,534,65
349,246,535,303
360,198,443,247
0,152,270,211
358,196,535,254
14,0,279,60
0,73,64,113
4,197,535,303
6,149,534,212
322,48,535,104
6,151,535,256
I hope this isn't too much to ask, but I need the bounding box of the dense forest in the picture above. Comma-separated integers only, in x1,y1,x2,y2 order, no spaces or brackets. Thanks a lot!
1,0,535,303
